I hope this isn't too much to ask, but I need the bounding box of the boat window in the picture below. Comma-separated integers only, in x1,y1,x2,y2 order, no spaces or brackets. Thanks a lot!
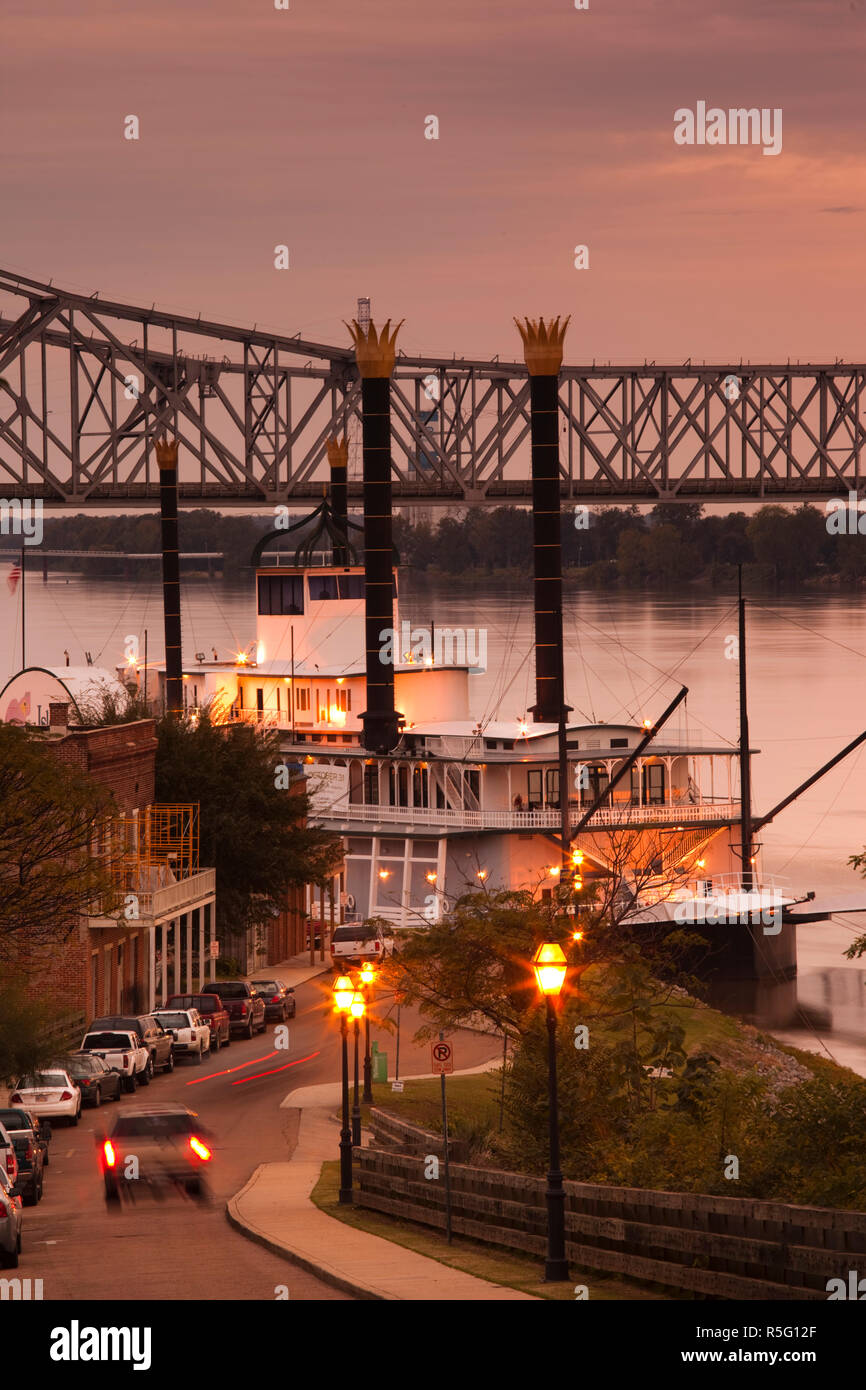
381,838,405,856
527,769,543,808
411,839,438,859
347,837,372,854
611,737,629,749
545,768,560,808
309,574,339,601
258,574,304,615
338,574,365,599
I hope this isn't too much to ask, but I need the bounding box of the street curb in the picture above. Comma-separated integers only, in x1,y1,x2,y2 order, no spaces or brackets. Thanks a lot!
225,1164,388,1301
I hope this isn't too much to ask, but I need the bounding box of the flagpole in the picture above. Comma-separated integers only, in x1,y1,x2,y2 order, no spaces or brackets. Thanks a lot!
20,546,25,671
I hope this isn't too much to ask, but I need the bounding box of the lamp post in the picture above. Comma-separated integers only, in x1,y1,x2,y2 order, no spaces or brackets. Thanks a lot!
531,941,569,1282
360,961,376,1102
350,989,365,1147
332,974,354,1204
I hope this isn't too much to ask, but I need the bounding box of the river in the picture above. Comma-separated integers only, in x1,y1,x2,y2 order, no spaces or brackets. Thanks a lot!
2,568,865,1071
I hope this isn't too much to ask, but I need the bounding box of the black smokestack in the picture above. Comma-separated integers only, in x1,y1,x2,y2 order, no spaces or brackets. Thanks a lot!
327,435,349,566
346,318,404,754
156,436,184,715
515,317,570,725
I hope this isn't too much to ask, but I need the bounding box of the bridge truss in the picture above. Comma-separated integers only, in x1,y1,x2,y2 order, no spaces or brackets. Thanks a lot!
0,268,864,509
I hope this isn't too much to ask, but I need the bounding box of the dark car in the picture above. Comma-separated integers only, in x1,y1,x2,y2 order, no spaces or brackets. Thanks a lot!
0,1109,47,1206
202,982,266,1038
87,1014,174,1079
100,1104,214,1203
65,1052,123,1107
162,993,231,1049
250,979,296,1021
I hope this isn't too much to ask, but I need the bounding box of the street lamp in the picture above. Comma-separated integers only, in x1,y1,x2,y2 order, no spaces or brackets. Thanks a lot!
350,989,365,1147
332,974,355,1204
359,961,376,1102
531,941,569,1281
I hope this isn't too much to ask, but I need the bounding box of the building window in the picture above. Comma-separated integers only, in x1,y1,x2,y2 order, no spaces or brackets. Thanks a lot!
632,762,666,805
338,574,365,599
296,687,310,712
363,764,379,805
545,768,560,808
527,769,543,809
335,687,351,712
308,574,339,601
258,574,304,615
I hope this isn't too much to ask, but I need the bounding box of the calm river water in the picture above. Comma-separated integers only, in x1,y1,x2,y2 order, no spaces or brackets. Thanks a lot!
2,569,865,1070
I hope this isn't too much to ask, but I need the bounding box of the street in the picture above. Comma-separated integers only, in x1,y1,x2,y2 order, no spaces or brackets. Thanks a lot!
18,971,502,1301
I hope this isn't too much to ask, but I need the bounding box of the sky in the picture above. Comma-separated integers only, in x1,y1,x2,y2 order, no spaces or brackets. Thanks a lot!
3,0,865,366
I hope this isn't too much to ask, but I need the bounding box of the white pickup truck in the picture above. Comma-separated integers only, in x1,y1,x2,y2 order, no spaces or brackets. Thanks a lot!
152,1009,211,1064
79,1031,149,1093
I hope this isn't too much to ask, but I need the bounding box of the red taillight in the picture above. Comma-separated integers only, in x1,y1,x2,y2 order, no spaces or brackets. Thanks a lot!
59,1090,73,1101
0,1201,6,1218
189,1135,211,1162
122,1053,129,1066
9,1093,21,1104
24,1142,34,1161
374,942,381,952
239,1003,249,1014
103,1139,116,1168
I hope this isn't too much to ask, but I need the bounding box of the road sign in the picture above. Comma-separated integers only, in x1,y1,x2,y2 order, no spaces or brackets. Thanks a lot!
431,1040,453,1075
209,939,220,957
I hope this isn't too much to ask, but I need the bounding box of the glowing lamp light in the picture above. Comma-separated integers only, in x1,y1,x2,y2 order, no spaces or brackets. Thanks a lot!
336,678,345,685
573,875,583,891
549,865,561,877
425,871,437,883
532,942,568,997
571,849,584,866
237,652,247,665
349,991,366,1020
697,859,706,869
518,721,529,736
378,868,391,880
333,975,354,1012
476,868,488,881
642,718,653,729
360,962,376,985
572,930,584,942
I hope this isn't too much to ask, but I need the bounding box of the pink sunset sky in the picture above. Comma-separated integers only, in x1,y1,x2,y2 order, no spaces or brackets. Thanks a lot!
2,0,865,364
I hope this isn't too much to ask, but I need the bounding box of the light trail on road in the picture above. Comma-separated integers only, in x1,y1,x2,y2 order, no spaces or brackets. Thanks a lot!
230,1051,321,1085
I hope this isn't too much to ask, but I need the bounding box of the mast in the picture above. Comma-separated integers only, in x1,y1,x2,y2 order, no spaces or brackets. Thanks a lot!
738,565,754,891
20,545,25,670
156,436,184,716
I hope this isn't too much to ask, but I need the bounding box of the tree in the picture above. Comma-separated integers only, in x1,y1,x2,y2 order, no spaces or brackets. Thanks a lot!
155,710,342,937
0,724,116,969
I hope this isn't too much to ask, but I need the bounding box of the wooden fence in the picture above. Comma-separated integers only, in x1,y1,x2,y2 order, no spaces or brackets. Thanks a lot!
358,1110,866,1299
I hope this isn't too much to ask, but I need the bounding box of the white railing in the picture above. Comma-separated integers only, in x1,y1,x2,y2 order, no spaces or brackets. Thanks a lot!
146,869,216,920
317,801,741,831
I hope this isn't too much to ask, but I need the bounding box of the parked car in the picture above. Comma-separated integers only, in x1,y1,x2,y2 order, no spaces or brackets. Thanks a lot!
152,1009,211,1063
65,1052,123,1107
0,1122,19,1189
9,1069,82,1125
0,1108,51,1167
330,921,389,967
79,1030,149,1092
100,1104,214,1203
0,1166,23,1269
87,1014,174,1077
202,981,266,1039
162,993,230,1050
250,979,296,1021
0,1109,47,1206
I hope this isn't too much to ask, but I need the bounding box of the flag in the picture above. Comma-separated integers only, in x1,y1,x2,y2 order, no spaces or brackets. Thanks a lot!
7,560,21,595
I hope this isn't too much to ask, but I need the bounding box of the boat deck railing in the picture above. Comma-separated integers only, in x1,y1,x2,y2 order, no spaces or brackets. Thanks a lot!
316,800,741,830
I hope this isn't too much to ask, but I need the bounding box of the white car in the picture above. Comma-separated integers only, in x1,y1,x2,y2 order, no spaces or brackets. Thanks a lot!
9,1070,82,1126
152,1009,211,1063
0,1165,23,1269
0,1122,19,1189
78,1031,149,1092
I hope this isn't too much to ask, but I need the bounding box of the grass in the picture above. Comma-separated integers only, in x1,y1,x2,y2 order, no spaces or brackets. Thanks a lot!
311,1160,672,1301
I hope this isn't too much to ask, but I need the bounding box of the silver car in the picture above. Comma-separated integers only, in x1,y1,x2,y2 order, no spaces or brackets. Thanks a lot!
0,1165,23,1269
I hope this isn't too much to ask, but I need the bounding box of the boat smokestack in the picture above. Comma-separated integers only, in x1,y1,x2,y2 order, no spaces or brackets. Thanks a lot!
346,316,404,754
326,435,349,565
515,316,570,724
156,436,184,715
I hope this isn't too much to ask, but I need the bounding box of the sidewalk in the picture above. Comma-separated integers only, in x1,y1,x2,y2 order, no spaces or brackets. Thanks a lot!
243,949,332,990
226,1065,535,1301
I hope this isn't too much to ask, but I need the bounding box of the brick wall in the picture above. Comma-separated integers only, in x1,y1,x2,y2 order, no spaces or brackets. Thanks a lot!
18,720,158,1032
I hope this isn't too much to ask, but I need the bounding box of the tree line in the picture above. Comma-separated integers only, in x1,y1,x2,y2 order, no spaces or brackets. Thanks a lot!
1,501,863,586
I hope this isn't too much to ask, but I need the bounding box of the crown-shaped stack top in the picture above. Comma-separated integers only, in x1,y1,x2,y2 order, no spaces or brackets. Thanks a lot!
345,318,404,379
514,316,570,376
326,435,349,468
155,436,179,470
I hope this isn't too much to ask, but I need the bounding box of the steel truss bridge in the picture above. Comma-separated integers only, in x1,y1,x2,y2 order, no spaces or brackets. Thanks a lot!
0,268,864,510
